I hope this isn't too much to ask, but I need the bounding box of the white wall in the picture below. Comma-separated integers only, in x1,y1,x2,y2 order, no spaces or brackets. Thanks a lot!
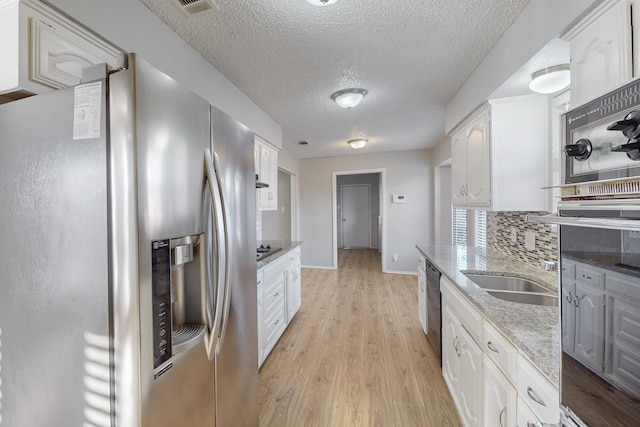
45,0,282,147
299,150,432,273
445,0,599,133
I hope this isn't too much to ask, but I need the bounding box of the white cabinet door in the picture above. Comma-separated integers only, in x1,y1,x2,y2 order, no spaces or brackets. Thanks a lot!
451,106,491,208
418,265,427,335
565,0,633,107
574,282,605,370
257,270,265,367
286,249,301,323
516,397,541,427
561,281,576,354
442,304,459,394
1,0,123,96
484,357,517,427
255,136,278,211
451,129,467,206
442,302,483,427
464,110,491,207
457,328,483,427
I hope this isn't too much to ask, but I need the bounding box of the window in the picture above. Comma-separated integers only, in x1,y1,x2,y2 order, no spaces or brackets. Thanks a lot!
452,208,467,245
452,208,486,248
474,210,487,249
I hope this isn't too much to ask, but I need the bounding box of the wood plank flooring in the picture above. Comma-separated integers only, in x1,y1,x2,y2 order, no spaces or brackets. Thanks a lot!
258,249,461,427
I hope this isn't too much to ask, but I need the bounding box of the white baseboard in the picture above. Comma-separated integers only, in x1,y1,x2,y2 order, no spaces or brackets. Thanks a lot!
300,264,337,270
383,269,418,276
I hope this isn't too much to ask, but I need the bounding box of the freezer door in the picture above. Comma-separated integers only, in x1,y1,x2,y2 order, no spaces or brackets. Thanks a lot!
0,84,112,425
109,54,215,427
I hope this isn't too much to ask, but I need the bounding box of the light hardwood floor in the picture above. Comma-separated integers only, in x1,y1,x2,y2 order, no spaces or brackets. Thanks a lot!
258,249,462,427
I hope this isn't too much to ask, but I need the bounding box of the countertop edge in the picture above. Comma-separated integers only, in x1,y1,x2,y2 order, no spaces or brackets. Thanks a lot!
257,241,302,269
416,244,560,386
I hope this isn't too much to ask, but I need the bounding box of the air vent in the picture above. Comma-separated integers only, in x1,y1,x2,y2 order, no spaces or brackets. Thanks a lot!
297,140,310,146
171,0,219,17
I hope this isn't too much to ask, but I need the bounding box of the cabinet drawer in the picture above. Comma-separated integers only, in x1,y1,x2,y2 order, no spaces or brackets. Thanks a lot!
517,354,559,423
441,277,483,343
483,321,517,383
287,247,301,263
264,302,286,346
264,280,285,317
257,269,264,287
576,265,604,289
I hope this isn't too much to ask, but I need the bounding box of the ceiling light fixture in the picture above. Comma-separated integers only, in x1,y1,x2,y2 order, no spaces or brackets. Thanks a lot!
529,64,570,94
305,0,338,6
347,138,368,150
331,88,367,108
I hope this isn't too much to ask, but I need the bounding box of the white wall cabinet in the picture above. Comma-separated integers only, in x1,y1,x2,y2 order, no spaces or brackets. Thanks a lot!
255,136,278,211
0,0,123,101
451,106,491,208
564,0,633,108
450,95,549,211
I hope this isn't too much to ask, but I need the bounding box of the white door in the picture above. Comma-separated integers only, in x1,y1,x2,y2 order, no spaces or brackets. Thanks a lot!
341,184,371,248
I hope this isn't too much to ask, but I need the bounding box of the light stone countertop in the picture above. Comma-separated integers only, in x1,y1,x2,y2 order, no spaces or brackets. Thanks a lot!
416,245,560,386
257,240,302,269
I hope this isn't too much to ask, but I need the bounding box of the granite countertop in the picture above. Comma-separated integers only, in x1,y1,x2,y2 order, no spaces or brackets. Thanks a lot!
257,240,302,269
563,251,640,277
416,245,560,386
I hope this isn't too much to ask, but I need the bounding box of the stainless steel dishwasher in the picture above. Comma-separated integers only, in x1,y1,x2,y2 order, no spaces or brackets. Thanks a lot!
426,259,442,365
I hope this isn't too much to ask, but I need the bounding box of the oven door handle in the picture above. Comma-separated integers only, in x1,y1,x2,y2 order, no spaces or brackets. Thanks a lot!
526,213,640,232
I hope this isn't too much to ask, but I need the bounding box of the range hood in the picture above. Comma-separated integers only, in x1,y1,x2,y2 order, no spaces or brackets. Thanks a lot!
255,174,269,188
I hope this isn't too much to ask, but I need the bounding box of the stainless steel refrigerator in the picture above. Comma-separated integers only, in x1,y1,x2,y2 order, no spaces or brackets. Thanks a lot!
0,53,258,427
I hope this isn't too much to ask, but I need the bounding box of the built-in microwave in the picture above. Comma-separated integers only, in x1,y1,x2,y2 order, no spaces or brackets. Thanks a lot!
530,200,640,427
563,79,640,199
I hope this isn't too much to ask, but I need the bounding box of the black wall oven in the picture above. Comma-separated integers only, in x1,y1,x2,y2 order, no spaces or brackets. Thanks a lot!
533,201,640,426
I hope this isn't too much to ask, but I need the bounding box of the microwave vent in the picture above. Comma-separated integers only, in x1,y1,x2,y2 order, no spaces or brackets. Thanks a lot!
171,0,219,16
562,178,640,200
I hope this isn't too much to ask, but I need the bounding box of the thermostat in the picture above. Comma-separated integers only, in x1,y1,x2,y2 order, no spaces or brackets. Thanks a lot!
392,195,406,204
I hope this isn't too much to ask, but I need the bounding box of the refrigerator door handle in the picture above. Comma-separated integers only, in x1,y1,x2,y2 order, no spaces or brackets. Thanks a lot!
204,149,226,361
212,150,232,356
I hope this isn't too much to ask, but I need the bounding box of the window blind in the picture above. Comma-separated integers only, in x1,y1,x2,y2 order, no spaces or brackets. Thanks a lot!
474,210,487,249
452,208,467,245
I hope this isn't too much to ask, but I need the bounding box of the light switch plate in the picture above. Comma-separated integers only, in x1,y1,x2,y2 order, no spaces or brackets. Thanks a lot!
524,231,536,251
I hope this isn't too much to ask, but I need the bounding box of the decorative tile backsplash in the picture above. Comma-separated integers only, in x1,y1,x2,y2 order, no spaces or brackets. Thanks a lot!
487,212,557,268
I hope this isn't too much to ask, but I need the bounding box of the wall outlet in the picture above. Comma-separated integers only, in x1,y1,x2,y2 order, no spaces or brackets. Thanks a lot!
524,231,536,251
510,227,517,243
392,253,398,262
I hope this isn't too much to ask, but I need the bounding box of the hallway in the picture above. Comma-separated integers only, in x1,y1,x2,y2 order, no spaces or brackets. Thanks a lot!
258,249,461,426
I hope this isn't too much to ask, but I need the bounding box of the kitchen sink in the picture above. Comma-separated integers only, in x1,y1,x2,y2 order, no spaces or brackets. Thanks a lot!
464,273,550,293
485,290,558,307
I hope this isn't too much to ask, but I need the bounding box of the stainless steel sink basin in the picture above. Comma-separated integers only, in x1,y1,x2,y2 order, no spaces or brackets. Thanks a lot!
486,290,558,307
464,273,550,293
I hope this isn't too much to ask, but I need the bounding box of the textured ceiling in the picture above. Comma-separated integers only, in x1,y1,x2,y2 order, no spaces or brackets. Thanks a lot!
139,0,531,159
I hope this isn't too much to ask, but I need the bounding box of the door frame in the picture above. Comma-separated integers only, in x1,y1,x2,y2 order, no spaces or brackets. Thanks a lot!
332,168,387,272
340,183,371,249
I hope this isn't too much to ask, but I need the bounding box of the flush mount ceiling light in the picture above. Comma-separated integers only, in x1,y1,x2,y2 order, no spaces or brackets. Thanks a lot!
331,88,367,108
347,138,368,150
305,0,338,6
529,64,570,94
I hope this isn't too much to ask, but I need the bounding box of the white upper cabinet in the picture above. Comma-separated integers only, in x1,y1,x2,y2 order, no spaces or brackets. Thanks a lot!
563,0,633,108
0,0,123,101
451,94,549,211
255,135,279,211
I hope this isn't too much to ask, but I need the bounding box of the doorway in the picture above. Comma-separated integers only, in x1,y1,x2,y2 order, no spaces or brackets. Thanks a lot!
340,184,371,248
333,169,386,271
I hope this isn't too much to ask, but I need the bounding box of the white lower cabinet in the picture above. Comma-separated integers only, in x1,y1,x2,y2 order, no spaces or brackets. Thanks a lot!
442,286,483,427
418,254,427,334
257,246,302,368
484,356,517,427
441,277,559,427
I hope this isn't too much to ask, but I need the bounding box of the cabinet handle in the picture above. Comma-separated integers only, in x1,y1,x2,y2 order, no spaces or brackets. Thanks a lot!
257,280,262,285
274,292,279,297
574,295,580,308
274,319,279,325
526,386,547,407
582,274,592,280
486,341,499,353
499,406,506,427
566,292,572,303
